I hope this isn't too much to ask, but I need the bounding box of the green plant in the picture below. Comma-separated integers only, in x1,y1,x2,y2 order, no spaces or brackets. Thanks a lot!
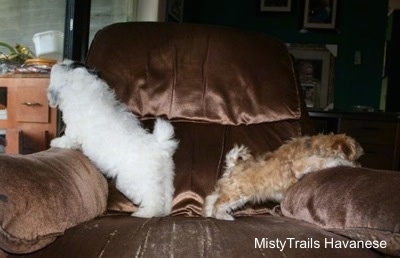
0,42,35,63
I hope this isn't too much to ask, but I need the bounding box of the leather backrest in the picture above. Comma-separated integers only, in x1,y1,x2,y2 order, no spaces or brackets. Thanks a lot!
85,22,312,215
86,22,301,125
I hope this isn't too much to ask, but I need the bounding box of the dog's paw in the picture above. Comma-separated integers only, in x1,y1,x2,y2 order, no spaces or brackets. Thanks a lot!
203,193,234,220
132,207,167,218
50,137,80,150
214,206,235,221
131,210,153,218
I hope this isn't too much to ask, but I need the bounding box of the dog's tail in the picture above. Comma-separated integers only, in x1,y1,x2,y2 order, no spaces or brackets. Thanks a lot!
224,145,252,175
153,118,179,153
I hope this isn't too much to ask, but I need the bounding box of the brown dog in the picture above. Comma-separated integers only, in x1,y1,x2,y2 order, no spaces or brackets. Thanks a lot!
203,134,363,220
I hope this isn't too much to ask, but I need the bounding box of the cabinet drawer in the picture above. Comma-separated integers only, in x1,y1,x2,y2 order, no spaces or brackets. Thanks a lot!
358,143,394,169
16,85,49,123
339,119,397,145
359,154,393,170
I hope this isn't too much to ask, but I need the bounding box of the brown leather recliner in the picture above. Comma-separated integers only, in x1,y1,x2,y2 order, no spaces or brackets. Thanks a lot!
1,23,399,258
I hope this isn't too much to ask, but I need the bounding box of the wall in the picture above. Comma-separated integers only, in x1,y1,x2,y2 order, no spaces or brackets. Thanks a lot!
183,0,388,111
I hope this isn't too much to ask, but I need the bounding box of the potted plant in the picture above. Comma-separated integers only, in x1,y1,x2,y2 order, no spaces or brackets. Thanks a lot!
0,42,35,64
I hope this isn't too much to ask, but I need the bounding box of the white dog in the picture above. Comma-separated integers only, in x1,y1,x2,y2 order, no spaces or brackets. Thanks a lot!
47,60,178,218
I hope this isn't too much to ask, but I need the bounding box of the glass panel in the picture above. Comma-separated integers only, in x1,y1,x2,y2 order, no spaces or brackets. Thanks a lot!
0,0,66,57
0,87,6,110
0,87,6,154
89,0,137,44
0,87,6,121
0,0,138,60
0,134,5,154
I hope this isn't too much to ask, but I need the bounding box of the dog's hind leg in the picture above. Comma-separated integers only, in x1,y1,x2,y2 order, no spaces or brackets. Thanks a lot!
115,168,171,218
132,176,170,218
134,189,168,218
161,171,174,215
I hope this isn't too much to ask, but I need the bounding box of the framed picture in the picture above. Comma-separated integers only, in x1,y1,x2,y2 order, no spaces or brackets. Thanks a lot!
303,0,337,29
260,0,292,12
168,0,184,22
288,44,336,109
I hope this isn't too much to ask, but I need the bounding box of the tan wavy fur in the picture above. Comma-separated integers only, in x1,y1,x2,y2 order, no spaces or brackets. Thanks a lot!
203,134,363,220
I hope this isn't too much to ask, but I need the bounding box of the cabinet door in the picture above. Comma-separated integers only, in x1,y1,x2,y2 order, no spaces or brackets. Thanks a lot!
339,119,397,170
0,77,56,154
20,129,49,154
339,119,397,144
4,129,22,154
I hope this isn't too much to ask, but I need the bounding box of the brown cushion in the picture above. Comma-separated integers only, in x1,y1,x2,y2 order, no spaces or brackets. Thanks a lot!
0,148,108,254
281,166,400,256
13,216,380,258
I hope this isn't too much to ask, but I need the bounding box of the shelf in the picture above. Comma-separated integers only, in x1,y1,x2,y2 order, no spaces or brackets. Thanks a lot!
0,77,57,154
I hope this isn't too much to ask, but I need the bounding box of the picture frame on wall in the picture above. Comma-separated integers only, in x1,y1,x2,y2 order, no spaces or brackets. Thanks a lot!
288,44,336,109
168,0,184,22
303,0,338,29
260,0,292,12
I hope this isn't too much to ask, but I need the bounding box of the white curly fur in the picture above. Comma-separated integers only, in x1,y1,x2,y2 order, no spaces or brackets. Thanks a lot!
48,59,178,218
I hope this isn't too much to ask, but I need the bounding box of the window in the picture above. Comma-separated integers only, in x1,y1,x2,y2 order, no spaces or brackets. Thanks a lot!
0,0,138,60
90,0,137,43
0,0,65,56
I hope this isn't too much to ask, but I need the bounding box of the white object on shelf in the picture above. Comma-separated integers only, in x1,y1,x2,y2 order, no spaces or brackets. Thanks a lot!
33,30,64,61
0,109,6,120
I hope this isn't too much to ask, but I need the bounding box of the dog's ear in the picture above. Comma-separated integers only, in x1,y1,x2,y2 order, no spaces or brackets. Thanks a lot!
353,141,364,160
47,88,60,108
68,61,87,70
332,135,363,161
87,68,99,76
67,61,99,77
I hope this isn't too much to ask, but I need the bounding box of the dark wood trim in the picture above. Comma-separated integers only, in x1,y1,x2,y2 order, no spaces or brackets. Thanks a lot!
63,0,91,61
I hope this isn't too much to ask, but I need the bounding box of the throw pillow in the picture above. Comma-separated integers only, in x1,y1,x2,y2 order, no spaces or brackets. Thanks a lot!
281,166,400,256
0,148,108,254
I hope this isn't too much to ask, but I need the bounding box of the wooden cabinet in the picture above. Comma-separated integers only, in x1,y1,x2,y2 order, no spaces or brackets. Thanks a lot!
0,75,57,154
310,111,400,170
